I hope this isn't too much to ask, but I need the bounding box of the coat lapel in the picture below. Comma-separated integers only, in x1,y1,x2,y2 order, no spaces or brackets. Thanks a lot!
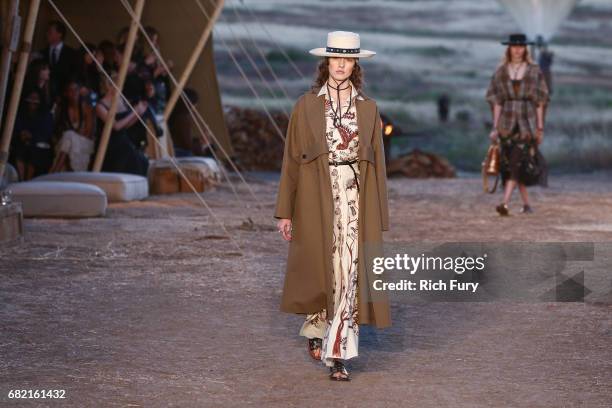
356,98,376,150
305,92,327,146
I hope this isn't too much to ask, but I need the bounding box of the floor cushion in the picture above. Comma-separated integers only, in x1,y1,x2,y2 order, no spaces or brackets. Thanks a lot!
34,171,148,202
8,181,106,218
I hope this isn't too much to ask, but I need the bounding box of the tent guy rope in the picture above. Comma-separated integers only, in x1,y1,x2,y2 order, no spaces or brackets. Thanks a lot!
46,0,246,256
118,0,266,215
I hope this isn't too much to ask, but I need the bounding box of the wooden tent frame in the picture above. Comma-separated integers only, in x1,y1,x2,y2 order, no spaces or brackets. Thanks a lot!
0,0,226,179
91,0,145,172
162,0,224,157
0,0,40,180
0,0,20,125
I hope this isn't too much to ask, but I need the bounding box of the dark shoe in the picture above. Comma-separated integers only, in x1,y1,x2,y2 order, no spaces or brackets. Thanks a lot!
496,203,509,216
308,338,322,361
520,204,533,214
329,359,350,381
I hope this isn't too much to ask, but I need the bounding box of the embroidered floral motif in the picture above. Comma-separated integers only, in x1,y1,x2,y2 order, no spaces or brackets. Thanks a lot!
300,81,361,368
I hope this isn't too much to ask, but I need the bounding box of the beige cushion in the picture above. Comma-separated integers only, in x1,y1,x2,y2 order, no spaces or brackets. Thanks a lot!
34,171,148,202
8,181,106,218
1,163,19,189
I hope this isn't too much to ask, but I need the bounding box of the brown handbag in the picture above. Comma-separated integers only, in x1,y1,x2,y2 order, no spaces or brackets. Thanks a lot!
482,141,500,193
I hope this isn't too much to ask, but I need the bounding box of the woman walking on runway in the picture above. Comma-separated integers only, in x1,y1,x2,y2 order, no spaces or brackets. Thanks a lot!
486,33,550,216
275,31,391,381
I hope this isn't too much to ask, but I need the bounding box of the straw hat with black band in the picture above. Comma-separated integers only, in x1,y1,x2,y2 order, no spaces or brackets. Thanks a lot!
309,31,376,58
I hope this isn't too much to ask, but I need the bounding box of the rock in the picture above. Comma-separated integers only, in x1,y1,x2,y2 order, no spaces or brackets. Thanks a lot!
387,149,456,178
224,107,455,179
225,106,288,171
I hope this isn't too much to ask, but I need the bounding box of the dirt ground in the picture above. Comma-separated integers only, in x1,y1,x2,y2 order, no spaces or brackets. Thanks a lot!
1,172,611,407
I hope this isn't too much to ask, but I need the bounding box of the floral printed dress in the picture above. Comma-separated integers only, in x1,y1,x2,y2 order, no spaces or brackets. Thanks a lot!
299,80,364,367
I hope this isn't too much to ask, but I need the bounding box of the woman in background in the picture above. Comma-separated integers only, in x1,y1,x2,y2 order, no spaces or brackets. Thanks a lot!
76,43,103,100
24,59,53,112
486,33,550,216
50,80,95,172
10,89,54,180
94,72,149,176
98,40,117,73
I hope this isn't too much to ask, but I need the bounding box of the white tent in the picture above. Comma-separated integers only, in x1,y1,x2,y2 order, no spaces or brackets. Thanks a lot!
498,0,579,42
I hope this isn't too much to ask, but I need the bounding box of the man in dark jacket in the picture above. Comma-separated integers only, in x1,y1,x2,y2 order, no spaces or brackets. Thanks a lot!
39,21,77,101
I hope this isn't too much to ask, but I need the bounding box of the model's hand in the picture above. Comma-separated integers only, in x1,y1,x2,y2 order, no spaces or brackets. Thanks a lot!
535,129,544,145
277,219,292,241
489,129,499,143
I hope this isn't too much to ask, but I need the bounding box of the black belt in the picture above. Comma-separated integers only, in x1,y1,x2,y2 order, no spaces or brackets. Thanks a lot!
329,159,359,192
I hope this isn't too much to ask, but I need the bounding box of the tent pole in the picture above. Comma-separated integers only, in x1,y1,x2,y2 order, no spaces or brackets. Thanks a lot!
92,0,145,172
195,0,285,142
162,0,224,156
0,0,20,124
144,117,161,159
0,0,39,181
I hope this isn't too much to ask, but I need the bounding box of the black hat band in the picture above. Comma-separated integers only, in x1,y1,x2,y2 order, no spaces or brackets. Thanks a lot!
326,46,360,54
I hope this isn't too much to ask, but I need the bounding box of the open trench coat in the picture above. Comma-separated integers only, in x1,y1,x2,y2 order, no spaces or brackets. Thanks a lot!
274,87,391,329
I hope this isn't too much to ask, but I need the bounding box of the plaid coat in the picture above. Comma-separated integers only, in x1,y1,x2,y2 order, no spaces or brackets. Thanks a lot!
486,63,550,140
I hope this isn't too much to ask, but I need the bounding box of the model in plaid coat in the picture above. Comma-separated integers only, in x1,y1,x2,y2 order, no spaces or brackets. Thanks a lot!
486,34,550,216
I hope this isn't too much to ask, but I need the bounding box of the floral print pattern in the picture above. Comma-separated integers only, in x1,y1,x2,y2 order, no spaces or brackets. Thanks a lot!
299,81,363,367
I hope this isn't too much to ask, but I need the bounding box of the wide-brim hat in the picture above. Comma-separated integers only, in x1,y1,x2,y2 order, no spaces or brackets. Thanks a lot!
309,31,376,58
501,33,534,46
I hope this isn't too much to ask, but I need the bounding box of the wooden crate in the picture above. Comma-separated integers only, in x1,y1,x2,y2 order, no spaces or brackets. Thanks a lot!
148,165,180,195
178,164,215,193
149,160,216,195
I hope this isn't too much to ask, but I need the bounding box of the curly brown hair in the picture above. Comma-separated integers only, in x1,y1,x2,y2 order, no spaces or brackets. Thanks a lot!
311,57,364,96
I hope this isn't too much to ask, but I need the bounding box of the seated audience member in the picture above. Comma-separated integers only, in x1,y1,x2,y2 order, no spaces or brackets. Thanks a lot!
50,80,95,172
76,43,103,102
114,44,144,104
94,72,149,176
9,89,54,180
144,79,161,114
24,59,53,113
98,40,117,73
116,26,144,64
168,88,215,158
140,26,172,110
39,20,77,102
126,79,163,151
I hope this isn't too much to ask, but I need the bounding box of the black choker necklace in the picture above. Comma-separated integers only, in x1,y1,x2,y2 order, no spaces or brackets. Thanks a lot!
327,81,350,91
326,78,352,129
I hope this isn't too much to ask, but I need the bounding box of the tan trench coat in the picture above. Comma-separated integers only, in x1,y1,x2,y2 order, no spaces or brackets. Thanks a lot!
274,87,391,329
